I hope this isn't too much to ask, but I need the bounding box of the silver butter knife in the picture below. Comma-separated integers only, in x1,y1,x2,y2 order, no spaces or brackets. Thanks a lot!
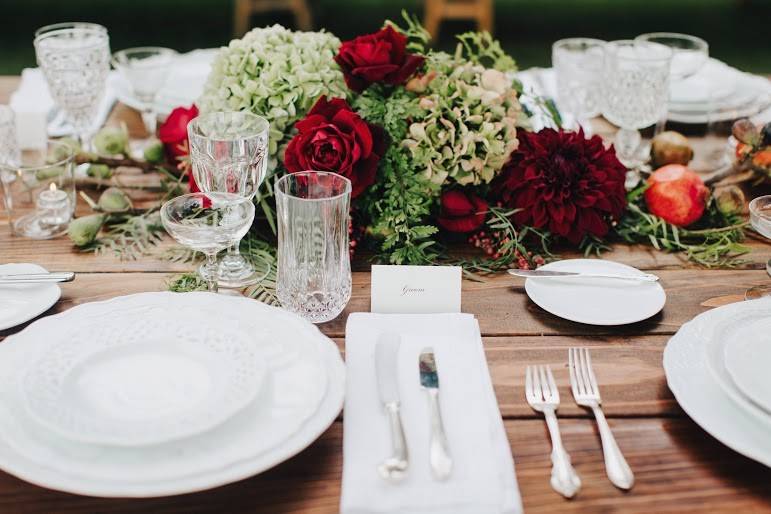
419,348,452,480
508,269,659,282
376,333,409,481
0,272,75,284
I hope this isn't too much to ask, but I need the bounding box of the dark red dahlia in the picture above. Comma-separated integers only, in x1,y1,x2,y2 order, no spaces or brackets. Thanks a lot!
494,129,627,244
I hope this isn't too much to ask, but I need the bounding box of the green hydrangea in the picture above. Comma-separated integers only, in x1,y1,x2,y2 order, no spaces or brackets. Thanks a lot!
198,25,348,170
402,60,525,186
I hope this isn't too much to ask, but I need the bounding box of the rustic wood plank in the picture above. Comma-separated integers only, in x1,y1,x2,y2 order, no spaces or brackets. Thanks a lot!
0,419,768,514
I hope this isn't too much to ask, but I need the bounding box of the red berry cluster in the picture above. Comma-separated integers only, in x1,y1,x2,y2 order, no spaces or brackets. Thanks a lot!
467,231,545,270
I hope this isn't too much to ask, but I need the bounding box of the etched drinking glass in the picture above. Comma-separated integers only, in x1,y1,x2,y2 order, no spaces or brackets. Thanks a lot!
0,106,20,168
160,192,255,293
188,111,270,288
112,47,177,140
601,40,672,168
552,38,605,135
34,23,110,150
275,171,352,324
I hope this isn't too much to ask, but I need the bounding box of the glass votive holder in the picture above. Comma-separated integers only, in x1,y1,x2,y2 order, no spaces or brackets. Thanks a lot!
0,139,76,239
749,195,771,240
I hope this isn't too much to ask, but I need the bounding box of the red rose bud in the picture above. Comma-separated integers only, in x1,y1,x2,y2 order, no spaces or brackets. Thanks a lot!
284,96,385,198
159,105,199,160
334,25,425,92
644,164,709,227
436,189,489,233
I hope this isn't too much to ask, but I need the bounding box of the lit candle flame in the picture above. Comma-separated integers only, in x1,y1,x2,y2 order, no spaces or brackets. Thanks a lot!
49,183,57,192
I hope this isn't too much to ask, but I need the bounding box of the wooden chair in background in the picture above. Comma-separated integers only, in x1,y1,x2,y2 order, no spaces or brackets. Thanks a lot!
424,0,494,39
233,0,313,37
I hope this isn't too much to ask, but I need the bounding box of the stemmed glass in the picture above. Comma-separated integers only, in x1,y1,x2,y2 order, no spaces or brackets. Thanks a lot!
635,33,708,136
112,47,177,141
552,38,605,136
33,23,111,150
187,111,270,288
160,193,255,293
601,40,673,168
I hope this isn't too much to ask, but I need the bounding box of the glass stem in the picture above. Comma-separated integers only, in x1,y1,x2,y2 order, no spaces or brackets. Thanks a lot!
615,128,642,168
141,105,157,138
203,253,219,293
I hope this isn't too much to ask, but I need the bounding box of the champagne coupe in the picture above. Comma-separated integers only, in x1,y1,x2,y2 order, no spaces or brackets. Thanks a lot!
601,40,672,168
34,23,110,150
552,38,605,135
112,47,177,142
745,195,771,300
635,33,709,136
188,111,270,288
160,193,255,293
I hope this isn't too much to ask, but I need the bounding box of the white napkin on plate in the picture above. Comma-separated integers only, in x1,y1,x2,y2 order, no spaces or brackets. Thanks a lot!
342,313,522,514
9,68,118,144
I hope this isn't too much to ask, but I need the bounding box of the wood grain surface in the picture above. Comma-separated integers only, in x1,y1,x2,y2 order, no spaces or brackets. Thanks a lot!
2,76,771,513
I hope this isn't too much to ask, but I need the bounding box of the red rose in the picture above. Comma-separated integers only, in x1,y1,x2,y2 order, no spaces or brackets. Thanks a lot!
437,189,489,233
334,25,425,92
495,129,627,244
284,96,385,198
159,105,199,192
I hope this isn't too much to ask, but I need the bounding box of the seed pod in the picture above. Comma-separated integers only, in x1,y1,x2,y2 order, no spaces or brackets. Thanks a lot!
67,214,106,246
97,187,133,213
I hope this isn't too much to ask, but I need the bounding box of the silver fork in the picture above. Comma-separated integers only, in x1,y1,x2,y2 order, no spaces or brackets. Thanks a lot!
526,365,581,498
568,347,634,490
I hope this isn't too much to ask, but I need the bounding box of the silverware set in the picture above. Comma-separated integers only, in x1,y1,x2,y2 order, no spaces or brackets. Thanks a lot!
375,333,452,482
526,347,634,498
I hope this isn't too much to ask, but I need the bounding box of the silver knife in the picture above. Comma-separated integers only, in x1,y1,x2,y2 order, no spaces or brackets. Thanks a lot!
375,333,409,481
419,348,452,480
508,269,659,282
0,272,75,284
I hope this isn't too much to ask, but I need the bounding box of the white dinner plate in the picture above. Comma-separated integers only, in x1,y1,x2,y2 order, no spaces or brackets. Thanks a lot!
21,304,268,446
0,292,344,497
112,49,217,116
523,259,666,325
664,298,771,468
725,337,771,415
668,72,771,123
0,263,61,331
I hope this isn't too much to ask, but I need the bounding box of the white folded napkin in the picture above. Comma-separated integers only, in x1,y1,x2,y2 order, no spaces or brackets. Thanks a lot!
342,313,522,514
9,68,118,144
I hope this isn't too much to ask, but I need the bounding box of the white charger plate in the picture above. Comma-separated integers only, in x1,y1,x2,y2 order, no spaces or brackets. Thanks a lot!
21,303,268,446
524,259,666,325
0,292,344,497
724,335,771,415
0,263,61,331
664,298,771,468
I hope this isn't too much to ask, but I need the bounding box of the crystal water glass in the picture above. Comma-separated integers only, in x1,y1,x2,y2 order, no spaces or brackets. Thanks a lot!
552,38,605,135
34,23,110,150
275,171,352,324
635,32,709,135
188,111,270,288
0,106,20,168
601,40,672,168
160,192,255,293
112,47,177,139
0,139,76,239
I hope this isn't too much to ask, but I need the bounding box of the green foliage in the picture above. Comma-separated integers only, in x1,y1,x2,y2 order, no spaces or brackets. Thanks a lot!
81,212,166,260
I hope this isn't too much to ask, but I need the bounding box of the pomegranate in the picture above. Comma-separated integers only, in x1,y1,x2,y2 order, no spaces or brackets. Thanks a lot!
644,164,709,227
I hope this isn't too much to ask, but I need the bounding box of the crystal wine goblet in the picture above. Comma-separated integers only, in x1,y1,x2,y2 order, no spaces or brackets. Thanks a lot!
601,40,673,168
34,23,111,150
552,38,605,136
635,32,709,136
187,111,270,288
160,192,255,293
112,47,177,143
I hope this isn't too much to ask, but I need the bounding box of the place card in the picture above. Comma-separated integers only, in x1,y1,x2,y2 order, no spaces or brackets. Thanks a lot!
370,265,462,314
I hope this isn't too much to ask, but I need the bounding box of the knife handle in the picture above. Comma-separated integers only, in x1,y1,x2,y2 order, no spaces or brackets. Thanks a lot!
426,388,452,480
378,401,408,481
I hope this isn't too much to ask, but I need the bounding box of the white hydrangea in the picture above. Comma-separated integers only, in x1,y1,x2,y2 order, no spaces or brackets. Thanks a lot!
198,25,348,170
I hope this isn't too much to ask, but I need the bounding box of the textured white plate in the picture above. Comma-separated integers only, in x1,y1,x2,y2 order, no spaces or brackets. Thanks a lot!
0,292,343,497
524,259,666,325
0,263,60,331
668,72,771,123
664,298,771,468
21,304,267,446
725,337,771,415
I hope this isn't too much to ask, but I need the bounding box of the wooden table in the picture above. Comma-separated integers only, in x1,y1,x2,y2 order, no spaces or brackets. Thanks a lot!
2,78,771,514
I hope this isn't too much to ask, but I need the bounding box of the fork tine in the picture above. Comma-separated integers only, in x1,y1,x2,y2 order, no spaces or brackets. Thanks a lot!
576,346,592,397
546,365,560,403
584,348,601,398
533,364,544,401
538,365,551,401
568,347,581,397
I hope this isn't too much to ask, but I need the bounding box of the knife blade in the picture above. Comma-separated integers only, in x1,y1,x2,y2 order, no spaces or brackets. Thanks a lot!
0,272,75,284
508,269,659,282
419,348,452,480
375,333,408,481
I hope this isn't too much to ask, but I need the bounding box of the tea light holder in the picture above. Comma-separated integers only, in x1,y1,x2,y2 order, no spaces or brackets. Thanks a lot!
36,183,71,226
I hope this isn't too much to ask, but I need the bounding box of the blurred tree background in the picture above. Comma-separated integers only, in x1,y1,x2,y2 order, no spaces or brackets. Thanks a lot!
0,0,768,74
